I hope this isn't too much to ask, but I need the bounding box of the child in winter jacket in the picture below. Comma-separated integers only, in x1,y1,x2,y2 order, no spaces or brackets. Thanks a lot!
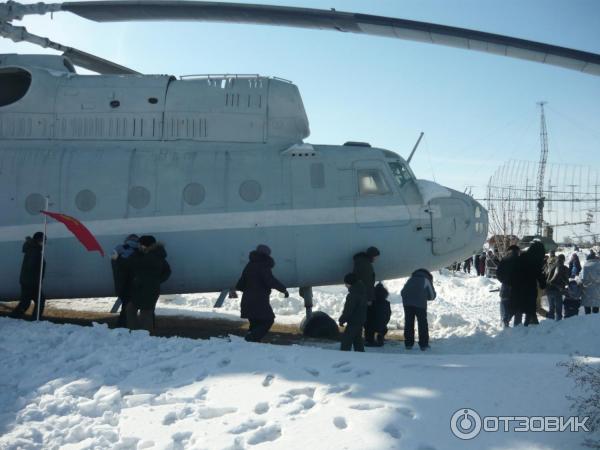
401,269,436,350
564,279,583,318
339,273,368,352
373,282,392,346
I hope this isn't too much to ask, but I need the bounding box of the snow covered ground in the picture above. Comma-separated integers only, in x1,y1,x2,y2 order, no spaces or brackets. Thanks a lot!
2,270,599,449
52,269,502,341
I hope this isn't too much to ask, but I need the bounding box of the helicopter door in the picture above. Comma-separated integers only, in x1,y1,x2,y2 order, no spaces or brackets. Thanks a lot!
353,160,409,228
286,154,331,284
429,197,470,255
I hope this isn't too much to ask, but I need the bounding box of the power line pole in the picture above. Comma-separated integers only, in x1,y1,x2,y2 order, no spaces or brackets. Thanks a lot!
536,101,549,236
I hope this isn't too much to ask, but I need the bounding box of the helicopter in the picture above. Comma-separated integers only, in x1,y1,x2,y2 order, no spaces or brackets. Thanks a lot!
1,1,597,317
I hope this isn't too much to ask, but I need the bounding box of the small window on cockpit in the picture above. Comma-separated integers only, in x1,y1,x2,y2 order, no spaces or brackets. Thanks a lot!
388,162,413,188
357,169,390,195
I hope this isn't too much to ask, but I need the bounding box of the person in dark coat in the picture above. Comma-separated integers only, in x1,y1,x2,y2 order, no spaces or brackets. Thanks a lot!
474,253,481,276
126,235,171,331
546,254,569,320
236,244,289,342
10,232,46,320
496,245,520,326
353,246,380,345
111,234,139,327
401,269,436,350
373,282,392,346
463,257,472,274
339,273,368,352
564,279,583,318
478,252,486,276
509,241,547,326
569,253,582,278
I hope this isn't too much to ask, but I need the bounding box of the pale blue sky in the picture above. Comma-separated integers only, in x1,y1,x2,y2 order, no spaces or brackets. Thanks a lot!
2,0,600,206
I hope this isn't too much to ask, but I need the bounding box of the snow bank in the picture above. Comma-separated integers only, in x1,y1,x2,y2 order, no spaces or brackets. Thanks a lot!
1,317,597,450
50,268,599,356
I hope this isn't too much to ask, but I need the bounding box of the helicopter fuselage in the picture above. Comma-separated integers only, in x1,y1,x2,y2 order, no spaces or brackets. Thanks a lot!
0,55,488,300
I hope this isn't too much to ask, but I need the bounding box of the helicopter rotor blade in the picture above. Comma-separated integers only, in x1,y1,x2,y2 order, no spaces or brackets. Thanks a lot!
2,1,599,76
0,21,139,74
51,0,600,76
62,47,140,74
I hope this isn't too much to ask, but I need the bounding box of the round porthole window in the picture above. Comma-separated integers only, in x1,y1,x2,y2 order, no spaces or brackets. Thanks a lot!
183,183,205,206
128,186,151,209
25,193,45,215
239,180,262,202
75,189,96,212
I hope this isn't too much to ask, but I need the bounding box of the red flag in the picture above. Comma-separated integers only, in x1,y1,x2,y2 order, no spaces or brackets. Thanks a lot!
41,211,104,257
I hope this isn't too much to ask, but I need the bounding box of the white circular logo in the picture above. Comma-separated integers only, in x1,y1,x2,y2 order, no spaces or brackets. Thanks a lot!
450,408,482,440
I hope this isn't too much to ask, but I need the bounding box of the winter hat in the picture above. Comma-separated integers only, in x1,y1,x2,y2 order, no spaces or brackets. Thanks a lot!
344,273,358,286
558,254,566,262
139,235,157,247
125,234,139,242
414,268,433,281
256,244,271,256
366,246,380,258
375,282,389,300
32,232,44,242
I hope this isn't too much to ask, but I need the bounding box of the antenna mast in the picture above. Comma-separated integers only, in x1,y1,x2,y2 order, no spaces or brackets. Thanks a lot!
536,101,549,236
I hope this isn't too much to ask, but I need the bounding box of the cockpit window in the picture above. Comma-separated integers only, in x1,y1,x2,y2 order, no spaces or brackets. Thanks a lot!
388,162,413,188
357,169,390,195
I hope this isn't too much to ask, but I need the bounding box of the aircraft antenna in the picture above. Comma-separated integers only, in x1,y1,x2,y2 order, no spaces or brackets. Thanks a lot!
407,131,424,164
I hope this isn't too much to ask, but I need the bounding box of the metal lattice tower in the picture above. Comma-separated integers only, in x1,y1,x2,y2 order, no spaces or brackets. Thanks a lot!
536,101,549,236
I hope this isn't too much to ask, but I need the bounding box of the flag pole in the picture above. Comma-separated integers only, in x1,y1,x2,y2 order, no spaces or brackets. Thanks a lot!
36,196,49,322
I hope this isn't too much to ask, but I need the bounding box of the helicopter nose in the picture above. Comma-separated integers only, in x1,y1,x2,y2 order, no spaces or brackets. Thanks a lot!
427,189,488,258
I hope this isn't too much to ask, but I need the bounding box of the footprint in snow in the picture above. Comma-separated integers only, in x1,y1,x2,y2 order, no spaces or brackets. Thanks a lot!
396,407,417,419
162,411,178,426
172,431,193,443
254,402,270,415
333,416,348,430
325,384,352,395
262,374,275,387
354,369,371,378
288,398,316,415
247,425,282,445
229,419,266,435
196,406,237,419
218,358,231,368
383,424,402,440
285,387,316,399
223,436,245,450
162,406,194,425
195,371,208,382
331,361,350,369
194,387,209,400
349,403,384,411
417,445,437,450
303,367,320,377
270,355,287,364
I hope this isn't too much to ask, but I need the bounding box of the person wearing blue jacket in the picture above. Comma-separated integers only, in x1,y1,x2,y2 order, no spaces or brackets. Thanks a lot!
401,269,436,351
